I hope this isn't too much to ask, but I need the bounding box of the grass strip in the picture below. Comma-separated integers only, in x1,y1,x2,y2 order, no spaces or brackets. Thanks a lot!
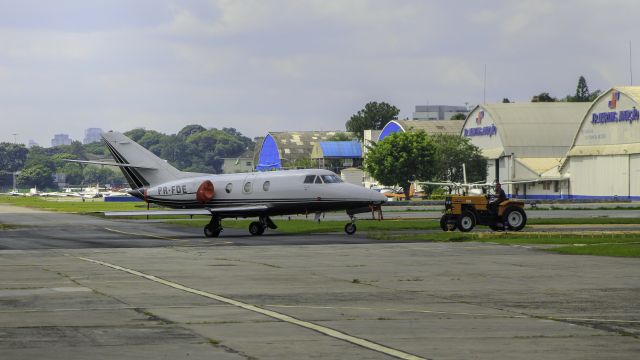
0,195,147,213
528,218,640,225
166,218,442,233
546,244,640,257
367,231,640,257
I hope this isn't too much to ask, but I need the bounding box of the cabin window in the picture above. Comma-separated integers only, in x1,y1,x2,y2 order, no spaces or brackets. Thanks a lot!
243,181,252,193
225,183,233,193
321,175,343,183
314,176,323,184
304,175,315,184
263,181,270,191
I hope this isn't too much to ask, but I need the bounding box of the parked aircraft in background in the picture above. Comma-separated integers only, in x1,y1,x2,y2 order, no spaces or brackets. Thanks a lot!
66,132,387,237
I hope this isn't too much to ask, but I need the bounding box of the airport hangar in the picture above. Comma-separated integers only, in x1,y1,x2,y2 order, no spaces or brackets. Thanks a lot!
461,102,589,199
564,86,640,200
254,131,349,171
461,86,640,200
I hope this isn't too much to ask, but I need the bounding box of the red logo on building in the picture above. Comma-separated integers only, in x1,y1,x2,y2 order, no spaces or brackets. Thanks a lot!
608,91,620,109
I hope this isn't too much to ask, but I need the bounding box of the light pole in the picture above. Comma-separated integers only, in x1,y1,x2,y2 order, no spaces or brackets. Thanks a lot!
11,133,18,144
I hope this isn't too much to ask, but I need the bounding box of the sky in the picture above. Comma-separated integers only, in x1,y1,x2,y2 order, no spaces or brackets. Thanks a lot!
0,0,638,146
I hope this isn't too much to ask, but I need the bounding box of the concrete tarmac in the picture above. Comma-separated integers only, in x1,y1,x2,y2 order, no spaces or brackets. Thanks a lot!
1,205,639,359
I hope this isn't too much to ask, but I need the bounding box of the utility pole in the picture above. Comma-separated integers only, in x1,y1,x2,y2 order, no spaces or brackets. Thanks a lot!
483,64,487,104
630,40,634,86
12,133,18,144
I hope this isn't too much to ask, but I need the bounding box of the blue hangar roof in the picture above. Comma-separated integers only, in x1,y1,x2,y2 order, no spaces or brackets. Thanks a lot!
316,141,362,158
256,134,281,171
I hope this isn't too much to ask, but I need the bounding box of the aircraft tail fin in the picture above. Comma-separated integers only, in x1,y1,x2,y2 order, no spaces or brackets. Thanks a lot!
101,131,187,188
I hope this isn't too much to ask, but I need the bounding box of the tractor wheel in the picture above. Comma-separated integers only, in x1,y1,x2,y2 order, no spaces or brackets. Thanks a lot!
504,207,527,231
456,211,476,232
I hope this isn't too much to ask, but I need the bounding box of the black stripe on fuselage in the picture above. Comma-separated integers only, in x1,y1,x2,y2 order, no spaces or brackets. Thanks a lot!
102,139,149,188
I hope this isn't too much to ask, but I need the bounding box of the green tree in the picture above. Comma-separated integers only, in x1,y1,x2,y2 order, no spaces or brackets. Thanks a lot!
0,143,28,172
365,131,435,199
502,98,511,103
327,132,358,141
531,92,557,102
450,113,467,120
291,157,315,169
82,166,125,185
178,124,207,139
24,146,55,172
83,142,107,156
17,165,54,189
346,102,399,139
430,135,487,183
124,128,147,142
574,75,590,102
588,89,602,102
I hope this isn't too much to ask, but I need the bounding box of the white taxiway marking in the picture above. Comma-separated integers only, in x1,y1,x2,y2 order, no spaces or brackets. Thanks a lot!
103,227,232,245
75,256,426,360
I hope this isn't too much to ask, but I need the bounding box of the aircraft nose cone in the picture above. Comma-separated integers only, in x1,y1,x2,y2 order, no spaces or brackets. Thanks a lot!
371,189,388,203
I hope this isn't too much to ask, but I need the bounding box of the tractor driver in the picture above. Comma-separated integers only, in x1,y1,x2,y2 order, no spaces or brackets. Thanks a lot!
488,181,507,214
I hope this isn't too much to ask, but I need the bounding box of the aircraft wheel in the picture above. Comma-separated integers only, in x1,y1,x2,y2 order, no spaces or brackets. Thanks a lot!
456,211,476,232
504,207,527,231
249,221,265,236
344,223,357,235
204,224,221,238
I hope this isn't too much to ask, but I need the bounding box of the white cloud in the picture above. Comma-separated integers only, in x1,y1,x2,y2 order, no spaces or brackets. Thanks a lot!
1,0,640,145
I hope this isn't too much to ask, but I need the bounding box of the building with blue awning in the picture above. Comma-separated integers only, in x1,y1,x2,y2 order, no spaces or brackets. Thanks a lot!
311,141,363,173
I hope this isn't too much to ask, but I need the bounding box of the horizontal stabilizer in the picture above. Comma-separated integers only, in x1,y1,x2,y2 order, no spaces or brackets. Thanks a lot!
64,159,157,170
104,205,270,217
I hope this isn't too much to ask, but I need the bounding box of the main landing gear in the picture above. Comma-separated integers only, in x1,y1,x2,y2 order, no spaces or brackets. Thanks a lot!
249,216,278,236
204,216,222,238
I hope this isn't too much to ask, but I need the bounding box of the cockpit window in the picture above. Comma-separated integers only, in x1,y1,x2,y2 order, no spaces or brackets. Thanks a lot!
321,175,343,183
314,176,323,184
304,175,315,184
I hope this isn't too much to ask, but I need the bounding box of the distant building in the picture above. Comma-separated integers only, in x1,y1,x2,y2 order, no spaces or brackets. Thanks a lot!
83,128,103,144
413,105,469,120
51,134,72,147
221,150,255,174
254,131,351,171
27,139,39,148
311,141,363,173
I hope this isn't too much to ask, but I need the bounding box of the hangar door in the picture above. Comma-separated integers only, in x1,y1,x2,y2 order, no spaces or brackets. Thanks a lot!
570,155,629,198
630,154,640,198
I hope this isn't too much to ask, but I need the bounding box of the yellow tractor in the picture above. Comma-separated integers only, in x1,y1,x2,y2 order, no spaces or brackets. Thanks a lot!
440,195,527,232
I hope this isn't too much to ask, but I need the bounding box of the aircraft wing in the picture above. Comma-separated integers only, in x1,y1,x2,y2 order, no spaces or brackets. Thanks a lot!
416,181,460,187
104,205,270,217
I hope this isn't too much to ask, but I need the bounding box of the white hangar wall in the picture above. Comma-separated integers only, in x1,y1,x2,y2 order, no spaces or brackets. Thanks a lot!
461,103,588,199
567,87,640,200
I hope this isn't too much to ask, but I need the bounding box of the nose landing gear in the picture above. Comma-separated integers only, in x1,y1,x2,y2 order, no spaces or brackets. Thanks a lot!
345,215,357,235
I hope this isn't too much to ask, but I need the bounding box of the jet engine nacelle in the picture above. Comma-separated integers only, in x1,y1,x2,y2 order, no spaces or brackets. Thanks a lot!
149,179,215,203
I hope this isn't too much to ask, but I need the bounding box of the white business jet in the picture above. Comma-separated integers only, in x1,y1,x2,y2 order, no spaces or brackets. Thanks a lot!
67,131,387,237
